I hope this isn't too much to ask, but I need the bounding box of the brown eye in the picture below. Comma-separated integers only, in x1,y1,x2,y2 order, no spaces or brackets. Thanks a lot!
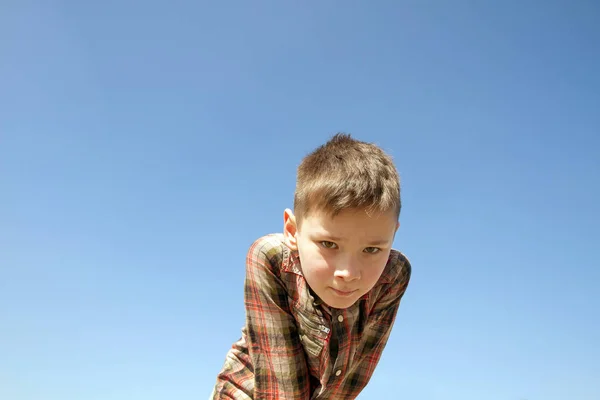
320,241,338,249
364,247,381,254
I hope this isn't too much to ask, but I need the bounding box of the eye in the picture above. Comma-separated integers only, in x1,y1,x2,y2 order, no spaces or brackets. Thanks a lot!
363,247,381,254
320,241,338,249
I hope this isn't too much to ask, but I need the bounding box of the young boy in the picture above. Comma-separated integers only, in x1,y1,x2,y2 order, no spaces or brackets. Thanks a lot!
211,133,412,399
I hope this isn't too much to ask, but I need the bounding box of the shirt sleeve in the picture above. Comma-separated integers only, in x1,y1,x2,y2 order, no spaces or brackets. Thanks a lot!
244,238,311,400
370,253,411,318
358,253,412,375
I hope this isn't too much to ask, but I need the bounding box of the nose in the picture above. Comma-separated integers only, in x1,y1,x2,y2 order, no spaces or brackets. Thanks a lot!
333,256,361,281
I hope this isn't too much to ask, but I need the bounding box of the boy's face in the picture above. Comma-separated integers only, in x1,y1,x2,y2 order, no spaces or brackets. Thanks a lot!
284,207,399,309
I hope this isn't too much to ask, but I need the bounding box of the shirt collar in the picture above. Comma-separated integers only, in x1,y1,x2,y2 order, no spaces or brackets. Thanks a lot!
281,244,303,276
281,246,329,308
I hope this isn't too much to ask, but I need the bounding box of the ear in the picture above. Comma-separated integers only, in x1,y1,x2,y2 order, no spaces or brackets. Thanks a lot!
392,220,400,239
283,208,298,250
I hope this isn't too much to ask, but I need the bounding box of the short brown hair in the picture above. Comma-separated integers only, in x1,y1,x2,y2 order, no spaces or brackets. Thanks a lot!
294,133,401,223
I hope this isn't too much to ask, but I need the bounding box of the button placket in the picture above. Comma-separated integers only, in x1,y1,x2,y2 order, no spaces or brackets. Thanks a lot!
331,309,350,381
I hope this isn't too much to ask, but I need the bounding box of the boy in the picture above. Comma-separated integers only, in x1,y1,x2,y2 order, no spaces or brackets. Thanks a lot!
211,133,412,399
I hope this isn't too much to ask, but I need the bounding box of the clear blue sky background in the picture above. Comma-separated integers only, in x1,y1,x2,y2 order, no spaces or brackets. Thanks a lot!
1,1,599,399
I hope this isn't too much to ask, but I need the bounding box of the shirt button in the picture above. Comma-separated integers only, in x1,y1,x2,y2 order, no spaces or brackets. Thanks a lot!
337,315,344,322
335,369,342,376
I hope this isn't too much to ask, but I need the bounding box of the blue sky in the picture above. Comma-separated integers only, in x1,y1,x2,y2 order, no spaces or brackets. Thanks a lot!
1,1,599,399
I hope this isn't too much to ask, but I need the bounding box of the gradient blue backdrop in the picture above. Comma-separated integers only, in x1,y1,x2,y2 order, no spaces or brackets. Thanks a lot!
2,1,599,399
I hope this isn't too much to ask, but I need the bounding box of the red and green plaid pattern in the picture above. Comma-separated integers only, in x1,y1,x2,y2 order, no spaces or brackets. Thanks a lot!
211,233,411,399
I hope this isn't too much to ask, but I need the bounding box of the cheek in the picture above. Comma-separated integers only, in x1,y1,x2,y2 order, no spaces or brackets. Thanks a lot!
361,256,388,282
298,245,334,277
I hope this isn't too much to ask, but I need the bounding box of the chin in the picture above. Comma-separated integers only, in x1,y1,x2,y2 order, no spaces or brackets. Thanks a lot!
324,296,359,309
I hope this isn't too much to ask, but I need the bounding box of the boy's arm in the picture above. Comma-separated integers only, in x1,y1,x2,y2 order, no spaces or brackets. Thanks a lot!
372,254,411,317
361,254,411,368
244,241,311,399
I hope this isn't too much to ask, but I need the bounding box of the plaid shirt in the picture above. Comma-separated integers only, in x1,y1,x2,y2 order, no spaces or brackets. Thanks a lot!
211,233,411,399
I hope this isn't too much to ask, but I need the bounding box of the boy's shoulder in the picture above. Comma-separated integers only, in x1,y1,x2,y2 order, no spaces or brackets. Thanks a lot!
380,247,412,285
245,233,290,274
247,233,288,259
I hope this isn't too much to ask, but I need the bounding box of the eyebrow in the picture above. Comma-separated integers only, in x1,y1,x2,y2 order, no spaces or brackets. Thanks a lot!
365,239,391,246
319,235,390,246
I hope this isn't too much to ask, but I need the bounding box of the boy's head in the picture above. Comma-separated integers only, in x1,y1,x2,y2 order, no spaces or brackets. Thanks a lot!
292,133,400,226
283,133,402,309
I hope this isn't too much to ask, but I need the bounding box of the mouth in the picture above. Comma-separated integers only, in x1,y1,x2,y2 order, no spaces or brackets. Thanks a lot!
330,287,358,297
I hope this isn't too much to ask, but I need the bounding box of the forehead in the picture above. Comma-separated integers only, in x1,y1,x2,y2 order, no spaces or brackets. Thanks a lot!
299,208,397,237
